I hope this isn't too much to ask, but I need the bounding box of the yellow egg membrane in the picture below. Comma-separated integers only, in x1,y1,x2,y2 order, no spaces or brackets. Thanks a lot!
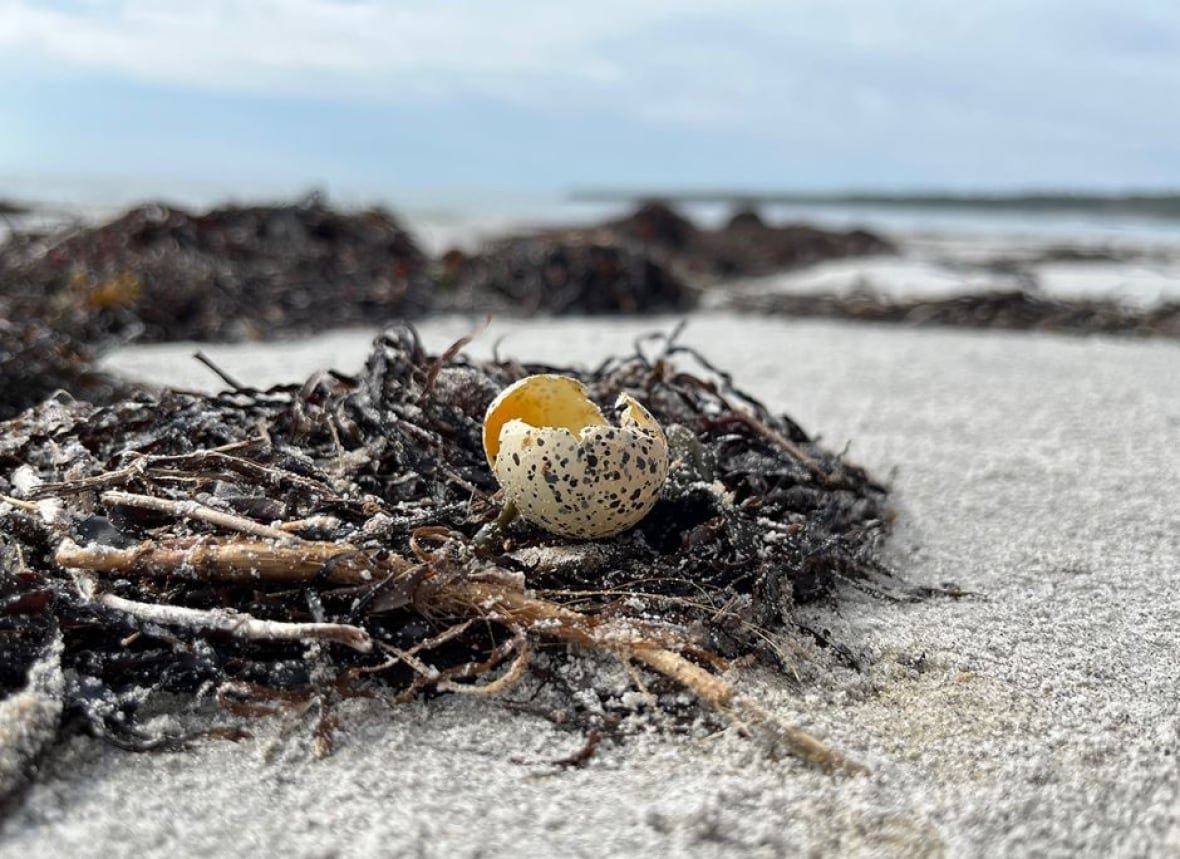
482,374,607,466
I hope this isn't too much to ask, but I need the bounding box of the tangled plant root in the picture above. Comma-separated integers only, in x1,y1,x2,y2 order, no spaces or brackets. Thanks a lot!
55,530,864,775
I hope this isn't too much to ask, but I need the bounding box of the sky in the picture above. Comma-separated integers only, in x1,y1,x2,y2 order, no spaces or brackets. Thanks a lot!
2,0,1180,204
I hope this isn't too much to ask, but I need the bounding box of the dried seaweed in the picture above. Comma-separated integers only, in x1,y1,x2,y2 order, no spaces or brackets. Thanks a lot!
438,203,895,315
728,289,1180,338
607,202,897,278
0,194,430,345
438,237,695,315
0,196,429,417
0,200,31,217
0,197,901,421
0,324,900,775
0,321,136,420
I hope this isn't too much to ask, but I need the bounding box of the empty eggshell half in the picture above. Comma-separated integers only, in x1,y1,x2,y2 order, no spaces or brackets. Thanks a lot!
483,374,669,539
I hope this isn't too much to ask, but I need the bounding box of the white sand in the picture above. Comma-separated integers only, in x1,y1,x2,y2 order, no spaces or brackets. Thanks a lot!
711,256,1026,304
719,233,1180,309
4,315,1179,857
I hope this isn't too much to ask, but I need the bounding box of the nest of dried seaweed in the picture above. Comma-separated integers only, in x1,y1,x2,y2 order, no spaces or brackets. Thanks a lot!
1,324,901,775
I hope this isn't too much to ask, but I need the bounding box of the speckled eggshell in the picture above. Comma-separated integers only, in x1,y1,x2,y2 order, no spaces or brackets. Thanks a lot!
482,374,605,469
485,376,669,540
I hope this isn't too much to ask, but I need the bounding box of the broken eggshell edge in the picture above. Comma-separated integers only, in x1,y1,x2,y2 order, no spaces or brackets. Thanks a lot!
482,374,670,539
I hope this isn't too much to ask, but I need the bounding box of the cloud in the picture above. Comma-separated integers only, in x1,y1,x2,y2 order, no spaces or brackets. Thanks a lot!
0,1,759,100
4,2,1178,121
3,0,1180,186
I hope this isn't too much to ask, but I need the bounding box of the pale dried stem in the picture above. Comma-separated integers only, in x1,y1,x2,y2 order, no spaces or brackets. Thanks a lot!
54,537,405,587
437,629,530,696
55,535,862,773
278,515,343,533
0,494,39,512
428,579,866,775
69,571,372,652
451,635,530,697
101,490,298,543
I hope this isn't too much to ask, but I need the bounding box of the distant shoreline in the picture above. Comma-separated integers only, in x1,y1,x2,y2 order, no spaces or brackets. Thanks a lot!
570,190,1180,219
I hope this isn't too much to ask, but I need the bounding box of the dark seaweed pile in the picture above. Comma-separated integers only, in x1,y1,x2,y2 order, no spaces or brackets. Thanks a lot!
439,203,895,314
0,195,430,345
729,289,1180,338
0,197,430,418
608,202,897,278
0,197,899,421
0,325,894,753
438,237,695,315
0,320,135,421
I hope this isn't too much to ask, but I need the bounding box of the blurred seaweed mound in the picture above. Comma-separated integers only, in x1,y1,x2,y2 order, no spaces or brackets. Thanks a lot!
437,237,695,315
609,202,896,278
0,321,133,421
0,197,898,420
730,288,1180,337
0,195,430,344
439,202,894,313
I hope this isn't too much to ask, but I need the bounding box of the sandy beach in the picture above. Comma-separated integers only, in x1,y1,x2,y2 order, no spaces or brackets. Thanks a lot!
8,1,1180,853
2,313,1176,856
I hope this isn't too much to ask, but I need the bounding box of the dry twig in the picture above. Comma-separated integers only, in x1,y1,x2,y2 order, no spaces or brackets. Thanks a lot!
100,490,300,543
68,570,373,653
54,538,408,588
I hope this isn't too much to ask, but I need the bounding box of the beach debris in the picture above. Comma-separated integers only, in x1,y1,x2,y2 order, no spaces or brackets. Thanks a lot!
438,236,696,315
6,194,1173,431
438,203,894,315
0,195,432,415
0,323,903,775
727,289,1180,338
0,320,135,420
1,198,702,411
0,194,430,344
482,374,670,539
607,202,897,279
0,199,31,217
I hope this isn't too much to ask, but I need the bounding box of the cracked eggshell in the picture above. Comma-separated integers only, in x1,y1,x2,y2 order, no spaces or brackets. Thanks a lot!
483,374,670,539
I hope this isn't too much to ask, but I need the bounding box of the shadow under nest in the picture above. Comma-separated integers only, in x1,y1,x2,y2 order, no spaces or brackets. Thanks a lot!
1,323,907,775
